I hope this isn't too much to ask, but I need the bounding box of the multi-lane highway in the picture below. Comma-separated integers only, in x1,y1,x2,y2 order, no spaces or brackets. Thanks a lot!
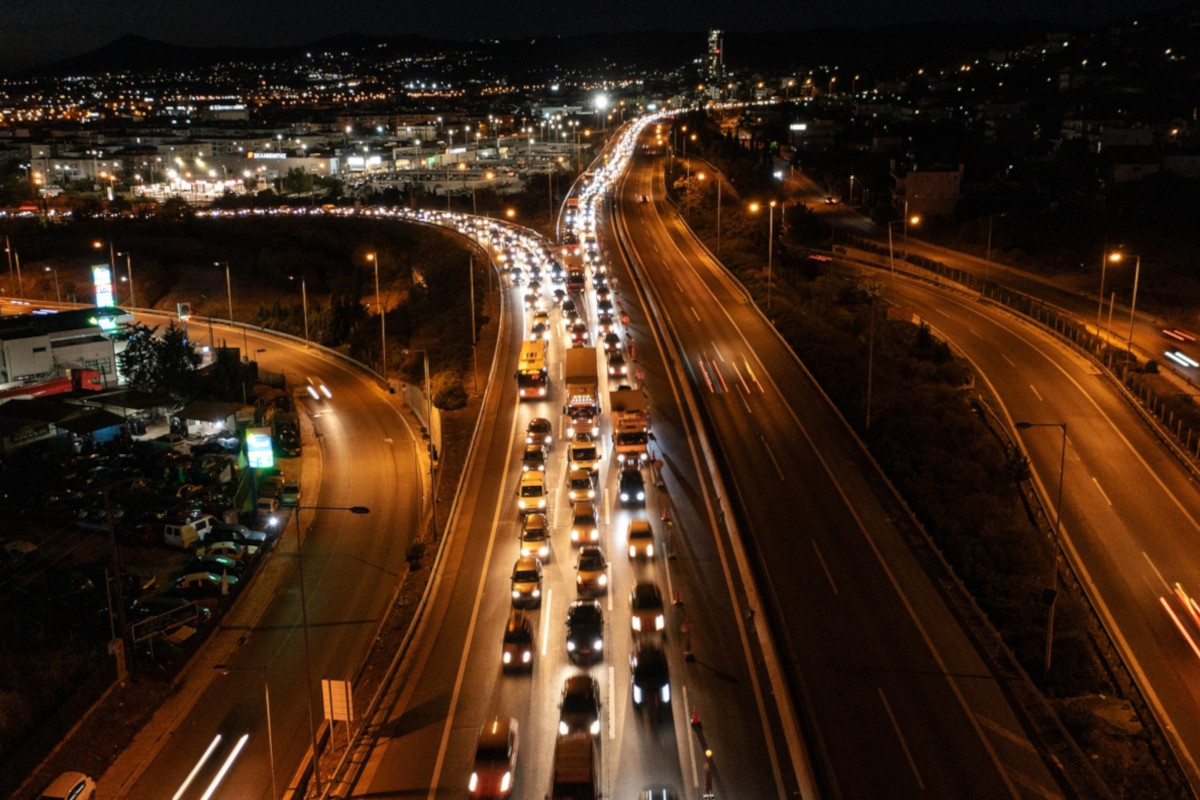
613,121,1071,798
878,266,1200,788
104,323,422,800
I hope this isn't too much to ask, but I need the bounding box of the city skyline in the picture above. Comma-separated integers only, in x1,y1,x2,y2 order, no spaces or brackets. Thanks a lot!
0,0,1179,72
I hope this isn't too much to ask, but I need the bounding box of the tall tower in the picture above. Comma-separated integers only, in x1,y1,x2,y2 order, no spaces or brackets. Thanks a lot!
706,29,724,82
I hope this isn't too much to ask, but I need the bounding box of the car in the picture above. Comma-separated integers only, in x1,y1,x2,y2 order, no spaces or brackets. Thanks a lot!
630,581,665,635
259,474,286,498
39,771,96,800
593,272,610,289
470,716,519,797
169,571,238,598
516,472,547,515
532,309,550,327
520,443,547,473
501,610,535,673
570,321,591,346
596,298,614,316
570,501,599,545
565,599,604,662
178,554,244,577
566,468,596,501
529,320,550,340
630,645,671,709
520,513,552,560
523,292,539,311
306,375,332,400
627,519,655,558
607,351,627,378
597,314,616,335
510,555,543,608
618,466,646,506
566,409,599,438
559,674,602,735
595,286,612,304
575,546,608,595
568,439,601,474
561,298,578,320
823,195,839,204
256,495,280,528
553,288,568,306
526,417,554,448
639,194,649,203
602,331,622,356
279,478,301,507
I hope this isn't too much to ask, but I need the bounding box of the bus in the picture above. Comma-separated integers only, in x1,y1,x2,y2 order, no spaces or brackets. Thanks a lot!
516,339,549,399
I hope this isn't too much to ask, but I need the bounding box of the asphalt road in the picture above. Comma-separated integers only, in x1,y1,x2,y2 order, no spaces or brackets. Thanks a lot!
612,128,1068,799
341,215,788,798
885,271,1200,788
114,322,422,800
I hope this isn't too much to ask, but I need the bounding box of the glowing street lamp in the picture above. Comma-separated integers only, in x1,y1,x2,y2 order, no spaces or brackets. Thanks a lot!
887,215,921,303
1108,251,1142,361
749,200,778,311
366,252,388,377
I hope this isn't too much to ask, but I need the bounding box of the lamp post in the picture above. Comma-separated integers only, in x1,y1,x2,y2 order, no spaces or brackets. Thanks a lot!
289,274,309,347
45,266,60,304
1015,421,1067,674
716,173,723,255
116,251,135,308
749,200,777,311
93,239,116,278
213,261,233,324
213,664,277,800
404,348,437,532
984,213,1005,284
291,504,370,793
366,253,387,378
1108,251,1141,362
887,215,921,304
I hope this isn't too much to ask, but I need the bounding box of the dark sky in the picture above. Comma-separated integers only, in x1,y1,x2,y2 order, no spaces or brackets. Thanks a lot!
0,0,1170,71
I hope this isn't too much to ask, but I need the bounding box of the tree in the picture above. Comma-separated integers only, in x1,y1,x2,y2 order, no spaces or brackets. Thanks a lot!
113,320,200,400
115,321,160,391
282,167,314,196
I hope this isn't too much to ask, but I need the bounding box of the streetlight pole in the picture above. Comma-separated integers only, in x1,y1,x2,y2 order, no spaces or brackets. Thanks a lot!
290,504,369,793
984,213,1004,284
289,275,309,347
117,251,135,308
1096,249,1109,334
469,256,478,395
767,200,776,312
1015,421,1067,674
214,664,277,800
1122,254,1141,362
367,253,387,378
716,175,723,255
45,266,60,304
887,216,920,304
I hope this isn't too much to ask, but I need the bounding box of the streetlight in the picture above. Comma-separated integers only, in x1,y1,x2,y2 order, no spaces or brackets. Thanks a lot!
749,200,778,311
887,215,921,303
45,266,60,304
984,213,1005,284
1015,421,1067,674
403,348,438,533
213,261,233,324
116,251,135,308
366,253,388,378
1107,252,1141,362
93,239,115,277
213,664,277,800
289,274,309,347
290,504,369,793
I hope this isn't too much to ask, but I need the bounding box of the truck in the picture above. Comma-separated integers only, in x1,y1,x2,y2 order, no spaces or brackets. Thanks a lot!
549,732,599,800
610,388,650,463
564,348,600,438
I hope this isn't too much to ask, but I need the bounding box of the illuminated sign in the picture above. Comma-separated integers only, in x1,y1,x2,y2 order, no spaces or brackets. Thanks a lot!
789,123,808,131
246,427,275,469
249,152,287,159
92,265,114,307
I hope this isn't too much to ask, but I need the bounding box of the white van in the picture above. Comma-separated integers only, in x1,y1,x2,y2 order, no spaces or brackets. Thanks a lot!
163,515,217,549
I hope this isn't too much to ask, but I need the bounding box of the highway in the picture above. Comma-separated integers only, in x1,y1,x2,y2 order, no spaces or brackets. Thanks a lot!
110,323,422,800
341,212,790,796
612,124,1070,798
878,267,1200,787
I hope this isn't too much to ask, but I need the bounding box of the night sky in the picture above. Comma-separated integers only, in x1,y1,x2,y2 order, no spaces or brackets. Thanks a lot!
0,0,1175,71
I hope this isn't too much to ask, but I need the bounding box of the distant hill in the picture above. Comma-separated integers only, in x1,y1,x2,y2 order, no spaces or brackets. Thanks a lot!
13,23,1067,82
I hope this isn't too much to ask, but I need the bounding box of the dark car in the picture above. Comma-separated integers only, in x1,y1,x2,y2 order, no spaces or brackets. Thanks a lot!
630,644,671,708
525,417,554,449
618,466,646,506
559,674,602,735
520,443,547,473
178,554,244,578
566,599,604,663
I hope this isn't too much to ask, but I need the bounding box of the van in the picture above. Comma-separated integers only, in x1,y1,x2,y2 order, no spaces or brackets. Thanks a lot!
550,732,599,800
163,514,217,549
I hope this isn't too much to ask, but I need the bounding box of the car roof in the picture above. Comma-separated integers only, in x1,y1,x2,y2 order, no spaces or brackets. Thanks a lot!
514,555,541,571
629,520,652,536
632,582,661,605
572,500,596,515
476,715,517,755
520,471,545,486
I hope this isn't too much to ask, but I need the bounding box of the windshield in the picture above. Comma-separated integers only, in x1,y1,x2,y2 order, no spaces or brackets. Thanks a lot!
579,554,605,570
521,484,543,497
513,570,539,583
573,446,597,461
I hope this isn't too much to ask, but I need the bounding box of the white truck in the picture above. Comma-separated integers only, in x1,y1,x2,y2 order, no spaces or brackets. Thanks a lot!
610,388,649,463
564,348,600,438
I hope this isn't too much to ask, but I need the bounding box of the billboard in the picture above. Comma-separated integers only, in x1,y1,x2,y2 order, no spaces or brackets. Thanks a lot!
93,265,114,307
246,427,275,469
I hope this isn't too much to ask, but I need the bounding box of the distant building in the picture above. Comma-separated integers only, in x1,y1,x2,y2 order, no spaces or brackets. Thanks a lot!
895,164,964,221
706,30,724,82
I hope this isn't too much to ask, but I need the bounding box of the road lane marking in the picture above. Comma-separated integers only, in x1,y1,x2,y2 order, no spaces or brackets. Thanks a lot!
1142,551,1172,594
1029,384,1043,401
812,539,838,594
732,362,751,395
1002,354,1016,367
878,687,925,790
976,713,1037,753
682,683,700,789
743,359,765,393
740,392,753,414
711,341,725,361
608,665,616,739
690,305,700,321
542,589,552,655
1091,477,1113,506
760,435,786,482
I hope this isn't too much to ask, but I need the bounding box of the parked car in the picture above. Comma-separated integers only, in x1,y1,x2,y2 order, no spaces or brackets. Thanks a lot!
38,771,96,800
279,478,301,506
169,571,238,598
178,554,244,577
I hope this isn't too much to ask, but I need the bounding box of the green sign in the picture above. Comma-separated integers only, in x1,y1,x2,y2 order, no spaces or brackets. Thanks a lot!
246,427,275,469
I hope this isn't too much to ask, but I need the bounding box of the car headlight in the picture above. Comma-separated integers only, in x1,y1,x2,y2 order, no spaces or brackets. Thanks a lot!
590,718,601,735
532,588,540,597
637,491,645,501
620,491,629,502
559,720,570,735
500,772,511,793
469,772,479,792
594,638,603,651
655,614,664,631
576,575,583,585
512,590,520,598
646,544,654,557
632,684,643,704
571,529,580,540
522,650,531,663
518,499,527,509
538,498,546,508
629,545,637,558
567,639,576,651
597,574,607,586
661,684,671,703
632,616,642,631
503,651,512,663
538,545,549,557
